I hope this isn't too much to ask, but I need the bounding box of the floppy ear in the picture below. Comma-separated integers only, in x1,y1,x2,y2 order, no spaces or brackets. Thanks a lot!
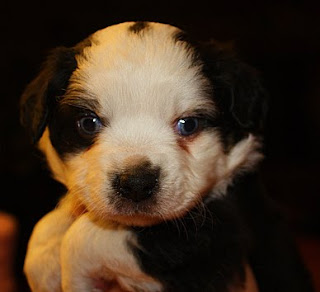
20,47,77,143
199,41,268,133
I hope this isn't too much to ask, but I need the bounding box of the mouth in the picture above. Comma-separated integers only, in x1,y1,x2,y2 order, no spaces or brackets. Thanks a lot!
108,212,164,227
107,191,202,227
69,189,164,226
113,193,157,211
103,198,163,226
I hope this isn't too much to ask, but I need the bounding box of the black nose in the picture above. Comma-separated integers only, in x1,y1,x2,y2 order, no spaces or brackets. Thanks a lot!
112,163,160,202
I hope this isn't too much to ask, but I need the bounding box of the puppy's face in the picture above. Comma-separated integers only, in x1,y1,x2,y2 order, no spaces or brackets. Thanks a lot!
21,22,266,226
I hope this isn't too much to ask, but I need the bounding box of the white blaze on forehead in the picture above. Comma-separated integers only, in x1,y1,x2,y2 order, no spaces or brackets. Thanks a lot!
69,22,213,120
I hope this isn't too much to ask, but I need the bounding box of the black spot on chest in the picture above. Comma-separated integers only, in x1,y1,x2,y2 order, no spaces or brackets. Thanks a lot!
129,194,250,292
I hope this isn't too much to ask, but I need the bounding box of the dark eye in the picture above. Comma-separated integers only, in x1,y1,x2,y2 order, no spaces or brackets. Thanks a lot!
176,117,199,136
77,114,102,137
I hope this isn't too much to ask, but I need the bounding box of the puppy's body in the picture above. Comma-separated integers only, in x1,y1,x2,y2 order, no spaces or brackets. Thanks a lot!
21,22,313,292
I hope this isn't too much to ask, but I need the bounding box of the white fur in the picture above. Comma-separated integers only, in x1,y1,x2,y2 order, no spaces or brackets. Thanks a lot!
24,201,74,292
61,214,162,292
25,22,263,292
38,129,67,185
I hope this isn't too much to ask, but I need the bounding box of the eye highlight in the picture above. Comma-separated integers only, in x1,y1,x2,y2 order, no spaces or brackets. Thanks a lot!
77,113,102,137
176,117,199,136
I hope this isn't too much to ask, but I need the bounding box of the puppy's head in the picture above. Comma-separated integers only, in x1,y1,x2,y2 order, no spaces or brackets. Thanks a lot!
21,22,267,226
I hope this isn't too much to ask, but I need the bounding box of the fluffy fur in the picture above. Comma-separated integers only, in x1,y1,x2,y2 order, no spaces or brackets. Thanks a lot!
21,22,313,292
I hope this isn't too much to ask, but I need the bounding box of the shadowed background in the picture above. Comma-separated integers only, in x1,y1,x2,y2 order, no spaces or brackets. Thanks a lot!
1,0,319,291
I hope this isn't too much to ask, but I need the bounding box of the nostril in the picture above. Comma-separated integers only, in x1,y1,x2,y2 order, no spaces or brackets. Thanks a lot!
112,165,160,202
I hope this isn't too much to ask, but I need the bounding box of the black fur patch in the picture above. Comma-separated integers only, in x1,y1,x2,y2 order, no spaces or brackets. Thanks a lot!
173,33,268,150
49,104,102,156
20,38,92,144
20,47,77,143
197,41,268,130
130,174,314,292
129,21,149,34
173,30,190,44
199,43,268,150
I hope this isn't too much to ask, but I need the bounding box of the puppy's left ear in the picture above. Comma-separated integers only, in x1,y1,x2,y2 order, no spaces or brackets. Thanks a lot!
199,41,268,133
20,47,77,144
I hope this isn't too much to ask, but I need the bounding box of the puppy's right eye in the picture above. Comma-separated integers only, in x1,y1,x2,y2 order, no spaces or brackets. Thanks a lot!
176,117,200,136
77,114,102,137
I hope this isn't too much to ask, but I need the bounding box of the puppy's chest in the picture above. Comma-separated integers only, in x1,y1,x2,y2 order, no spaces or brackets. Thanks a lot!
99,227,163,292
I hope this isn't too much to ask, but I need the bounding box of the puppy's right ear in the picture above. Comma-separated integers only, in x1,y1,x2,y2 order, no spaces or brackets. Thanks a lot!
20,47,77,144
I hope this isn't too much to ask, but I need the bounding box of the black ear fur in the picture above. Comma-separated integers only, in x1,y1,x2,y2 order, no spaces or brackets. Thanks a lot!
199,41,268,134
20,47,77,143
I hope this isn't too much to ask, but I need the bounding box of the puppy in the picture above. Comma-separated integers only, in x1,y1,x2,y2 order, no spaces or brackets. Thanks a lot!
21,22,313,292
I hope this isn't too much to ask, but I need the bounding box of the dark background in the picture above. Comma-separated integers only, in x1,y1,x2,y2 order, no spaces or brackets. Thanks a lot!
1,0,320,290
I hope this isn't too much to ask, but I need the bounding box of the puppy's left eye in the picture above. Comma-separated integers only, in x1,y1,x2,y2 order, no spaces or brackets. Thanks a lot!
176,117,199,136
77,114,102,137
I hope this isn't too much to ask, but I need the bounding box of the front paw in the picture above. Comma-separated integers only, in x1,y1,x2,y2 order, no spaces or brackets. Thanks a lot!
60,214,134,292
24,240,62,292
60,214,161,292
24,207,75,292
60,214,104,292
